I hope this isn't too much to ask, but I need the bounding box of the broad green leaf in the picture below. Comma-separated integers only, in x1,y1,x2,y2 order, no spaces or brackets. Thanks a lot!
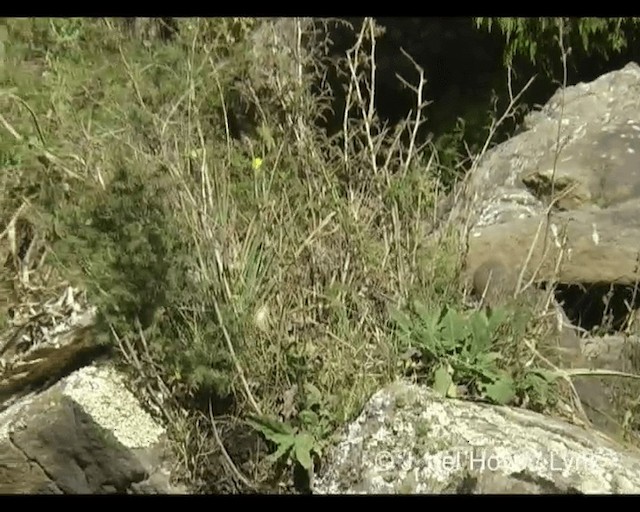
486,307,509,333
482,375,516,405
439,309,468,349
267,435,295,464
525,368,558,383
246,414,294,442
473,358,501,382
304,382,323,408
294,432,317,471
299,409,320,428
433,365,454,398
469,312,490,349
389,308,413,334
412,301,440,334
411,299,432,320
520,369,558,405
477,351,503,365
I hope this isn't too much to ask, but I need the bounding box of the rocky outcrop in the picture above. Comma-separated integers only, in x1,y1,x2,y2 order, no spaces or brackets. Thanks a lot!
452,62,640,438
462,62,640,291
314,381,640,494
0,284,185,494
0,363,185,494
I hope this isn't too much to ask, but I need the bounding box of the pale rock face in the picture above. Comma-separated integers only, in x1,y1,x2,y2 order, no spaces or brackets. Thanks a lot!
0,363,186,494
314,381,640,494
461,63,640,290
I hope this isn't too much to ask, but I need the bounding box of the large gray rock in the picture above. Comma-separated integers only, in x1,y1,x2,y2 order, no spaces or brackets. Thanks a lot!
449,62,640,439
0,363,186,494
314,381,640,494
462,62,640,289
0,283,186,493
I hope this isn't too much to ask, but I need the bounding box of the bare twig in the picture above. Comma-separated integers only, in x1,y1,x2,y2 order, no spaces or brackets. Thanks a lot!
208,401,256,491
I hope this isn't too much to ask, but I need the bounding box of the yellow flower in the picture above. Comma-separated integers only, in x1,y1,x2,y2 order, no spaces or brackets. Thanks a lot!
252,157,263,171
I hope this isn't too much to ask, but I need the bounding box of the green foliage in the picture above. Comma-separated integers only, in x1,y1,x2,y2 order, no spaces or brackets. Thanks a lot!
391,303,557,408
0,18,254,405
247,382,330,478
432,119,468,186
51,165,181,328
48,161,238,401
476,17,640,71
247,415,320,472
517,368,559,412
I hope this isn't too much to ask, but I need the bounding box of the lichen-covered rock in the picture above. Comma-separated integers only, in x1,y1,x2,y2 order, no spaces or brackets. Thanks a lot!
0,363,186,494
314,381,640,494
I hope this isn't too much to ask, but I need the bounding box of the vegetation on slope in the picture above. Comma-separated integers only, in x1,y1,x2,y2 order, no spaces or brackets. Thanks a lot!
1,17,633,493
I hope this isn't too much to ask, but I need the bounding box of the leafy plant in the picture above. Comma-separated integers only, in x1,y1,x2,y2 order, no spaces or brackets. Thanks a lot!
51,164,184,329
516,367,559,412
0,17,512,493
246,381,333,491
247,414,321,473
391,302,555,407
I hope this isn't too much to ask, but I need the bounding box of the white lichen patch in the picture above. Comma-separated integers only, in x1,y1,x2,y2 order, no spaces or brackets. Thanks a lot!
63,364,164,449
0,392,38,439
314,381,640,494
473,188,542,232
